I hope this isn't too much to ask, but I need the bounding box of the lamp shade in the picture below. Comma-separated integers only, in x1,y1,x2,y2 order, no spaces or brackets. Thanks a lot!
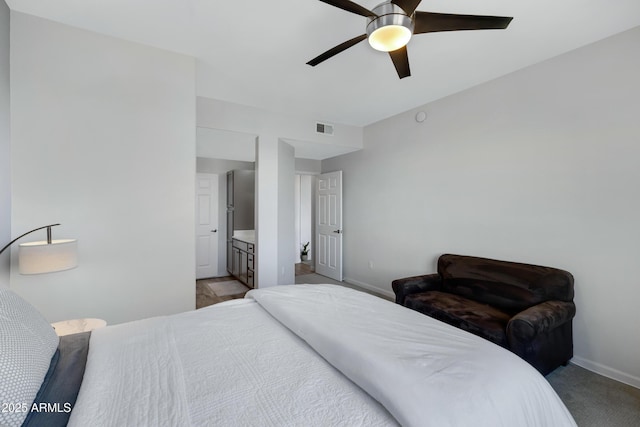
19,239,78,274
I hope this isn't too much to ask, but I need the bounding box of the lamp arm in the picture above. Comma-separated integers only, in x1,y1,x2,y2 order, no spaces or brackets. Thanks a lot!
0,224,61,256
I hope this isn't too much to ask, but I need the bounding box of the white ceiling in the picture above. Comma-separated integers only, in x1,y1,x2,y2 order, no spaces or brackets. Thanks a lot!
6,0,640,129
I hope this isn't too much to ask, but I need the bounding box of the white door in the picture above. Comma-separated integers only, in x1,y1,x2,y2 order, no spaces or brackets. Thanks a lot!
196,173,220,279
316,171,342,281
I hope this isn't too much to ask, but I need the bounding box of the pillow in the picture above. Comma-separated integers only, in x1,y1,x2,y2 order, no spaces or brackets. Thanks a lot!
23,332,91,427
0,289,59,427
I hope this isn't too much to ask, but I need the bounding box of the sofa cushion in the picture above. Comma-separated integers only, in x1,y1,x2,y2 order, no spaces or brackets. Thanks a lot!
404,291,511,347
438,254,574,313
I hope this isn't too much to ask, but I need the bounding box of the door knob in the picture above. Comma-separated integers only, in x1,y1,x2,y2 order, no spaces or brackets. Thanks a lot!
333,229,342,234
211,229,217,233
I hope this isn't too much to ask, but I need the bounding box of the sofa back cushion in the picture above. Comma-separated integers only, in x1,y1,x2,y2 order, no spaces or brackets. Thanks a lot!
438,254,574,314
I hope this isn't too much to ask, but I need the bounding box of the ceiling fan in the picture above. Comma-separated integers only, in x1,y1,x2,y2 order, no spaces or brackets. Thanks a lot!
307,0,513,79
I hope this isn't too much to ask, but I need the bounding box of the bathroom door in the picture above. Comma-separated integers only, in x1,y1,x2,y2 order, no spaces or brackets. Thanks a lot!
315,171,342,281
196,173,220,279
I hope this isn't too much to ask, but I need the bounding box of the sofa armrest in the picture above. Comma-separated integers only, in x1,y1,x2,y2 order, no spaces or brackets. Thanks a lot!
507,301,576,342
391,274,442,305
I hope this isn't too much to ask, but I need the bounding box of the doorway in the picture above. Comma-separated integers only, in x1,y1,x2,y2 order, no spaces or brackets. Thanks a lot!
295,174,314,268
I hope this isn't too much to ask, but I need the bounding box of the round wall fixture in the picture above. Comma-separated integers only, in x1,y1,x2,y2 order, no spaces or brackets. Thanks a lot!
415,111,427,123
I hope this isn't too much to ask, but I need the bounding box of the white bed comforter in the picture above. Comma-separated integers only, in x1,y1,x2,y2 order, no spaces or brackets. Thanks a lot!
69,295,395,427
69,284,576,427
248,285,576,427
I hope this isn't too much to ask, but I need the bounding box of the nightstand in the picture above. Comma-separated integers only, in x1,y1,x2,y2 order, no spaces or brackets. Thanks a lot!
51,318,107,336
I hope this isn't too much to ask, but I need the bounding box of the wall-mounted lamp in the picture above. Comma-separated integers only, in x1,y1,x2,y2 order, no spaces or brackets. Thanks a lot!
0,224,78,274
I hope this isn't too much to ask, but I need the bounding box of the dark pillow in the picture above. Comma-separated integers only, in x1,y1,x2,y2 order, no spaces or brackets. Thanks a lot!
22,332,91,427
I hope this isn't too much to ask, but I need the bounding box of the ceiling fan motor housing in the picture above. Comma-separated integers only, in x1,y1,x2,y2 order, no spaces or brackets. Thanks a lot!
366,2,415,52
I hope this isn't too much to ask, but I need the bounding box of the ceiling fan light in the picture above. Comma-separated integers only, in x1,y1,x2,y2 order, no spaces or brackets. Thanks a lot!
368,25,412,52
366,2,414,52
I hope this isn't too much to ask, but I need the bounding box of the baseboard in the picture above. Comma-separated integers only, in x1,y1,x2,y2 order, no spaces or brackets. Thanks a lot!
570,356,640,389
343,277,395,300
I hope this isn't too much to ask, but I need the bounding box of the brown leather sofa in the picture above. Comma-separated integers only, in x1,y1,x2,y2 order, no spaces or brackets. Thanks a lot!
392,254,575,375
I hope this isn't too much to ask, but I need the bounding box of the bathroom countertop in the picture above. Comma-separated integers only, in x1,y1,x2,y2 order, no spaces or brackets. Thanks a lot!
233,230,255,244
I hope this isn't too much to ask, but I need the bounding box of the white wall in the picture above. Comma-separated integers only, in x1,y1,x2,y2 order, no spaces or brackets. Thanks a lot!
253,136,295,287
295,158,322,175
295,175,301,263
254,135,278,287
323,26,640,387
196,127,256,162
0,1,9,288
10,12,196,324
278,141,295,285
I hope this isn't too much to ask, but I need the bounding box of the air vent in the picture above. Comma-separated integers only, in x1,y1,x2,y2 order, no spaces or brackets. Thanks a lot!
316,122,334,136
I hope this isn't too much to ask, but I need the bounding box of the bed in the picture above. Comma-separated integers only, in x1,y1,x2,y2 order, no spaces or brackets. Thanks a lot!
1,284,576,426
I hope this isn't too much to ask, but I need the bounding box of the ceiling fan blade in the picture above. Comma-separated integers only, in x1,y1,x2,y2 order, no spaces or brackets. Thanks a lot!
317,0,376,18
391,0,423,16
307,34,367,67
389,46,411,79
414,11,513,34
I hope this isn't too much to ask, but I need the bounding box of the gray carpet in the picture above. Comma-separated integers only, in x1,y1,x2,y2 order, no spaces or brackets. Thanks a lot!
295,273,343,285
295,273,393,300
546,364,640,426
